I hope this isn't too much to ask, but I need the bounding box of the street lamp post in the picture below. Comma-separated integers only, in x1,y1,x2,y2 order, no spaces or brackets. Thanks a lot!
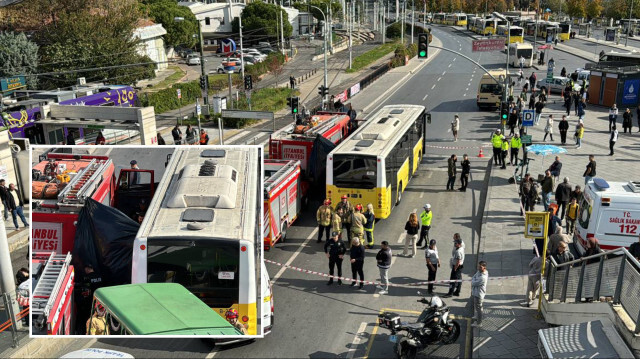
175,16,208,128
626,0,634,47
309,5,328,107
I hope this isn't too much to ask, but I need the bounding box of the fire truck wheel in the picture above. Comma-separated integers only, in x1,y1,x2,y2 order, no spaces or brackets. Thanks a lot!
280,223,287,243
302,196,309,210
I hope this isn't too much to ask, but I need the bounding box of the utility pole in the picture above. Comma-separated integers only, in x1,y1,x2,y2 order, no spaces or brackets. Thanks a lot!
626,0,634,47
239,14,245,83
411,0,415,44
534,3,539,47
329,5,333,52
423,0,425,24
280,9,285,53
382,4,386,43
349,2,353,69
310,5,328,107
401,0,405,44
197,22,209,112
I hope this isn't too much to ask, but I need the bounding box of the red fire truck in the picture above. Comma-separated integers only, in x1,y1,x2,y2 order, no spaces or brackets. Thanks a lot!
31,153,155,254
30,252,75,335
263,160,302,250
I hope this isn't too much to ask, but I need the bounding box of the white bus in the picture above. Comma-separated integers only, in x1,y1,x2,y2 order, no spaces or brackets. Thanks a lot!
132,147,273,336
326,105,426,219
509,42,534,68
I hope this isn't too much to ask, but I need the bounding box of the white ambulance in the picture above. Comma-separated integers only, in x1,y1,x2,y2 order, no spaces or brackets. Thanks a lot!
575,178,640,255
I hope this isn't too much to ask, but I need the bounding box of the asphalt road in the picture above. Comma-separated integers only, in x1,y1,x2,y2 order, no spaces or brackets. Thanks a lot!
45,25,595,358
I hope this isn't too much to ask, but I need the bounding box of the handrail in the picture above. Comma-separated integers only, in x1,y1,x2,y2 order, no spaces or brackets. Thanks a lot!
551,247,639,269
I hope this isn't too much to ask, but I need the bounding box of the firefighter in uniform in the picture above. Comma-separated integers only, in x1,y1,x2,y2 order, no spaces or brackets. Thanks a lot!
350,204,368,247
225,309,248,334
316,199,333,243
501,136,510,169
491,129,503,166
510,133,522,166
363,203,375,249
332,207,343,240
335,195,354,242
416,204,433,249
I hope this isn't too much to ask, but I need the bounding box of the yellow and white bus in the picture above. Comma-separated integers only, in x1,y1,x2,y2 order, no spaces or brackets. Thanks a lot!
497,25,525,44
559,22,571,41
445,14,455,25
326,105,426,219
509,42,534,67
454,13,467,26
478,18,497,35
132,147,273,336
433,13,446,24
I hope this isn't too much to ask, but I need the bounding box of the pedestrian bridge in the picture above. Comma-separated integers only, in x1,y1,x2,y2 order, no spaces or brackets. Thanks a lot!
541,247,640,357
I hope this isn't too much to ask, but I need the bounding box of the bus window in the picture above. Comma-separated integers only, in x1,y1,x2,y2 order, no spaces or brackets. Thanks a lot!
480,83,502,94
333,154,377,189
146,241,240,308
517,48,533,59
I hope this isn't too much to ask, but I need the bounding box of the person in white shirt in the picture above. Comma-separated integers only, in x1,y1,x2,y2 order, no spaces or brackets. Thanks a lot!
425,239,440,294
609,125,619,156
469,261,488,327
609,104,618,132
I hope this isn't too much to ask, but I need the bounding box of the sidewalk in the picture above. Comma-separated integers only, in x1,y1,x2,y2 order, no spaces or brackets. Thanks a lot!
575,34,640,52
472,87,640,357
4,204,30,254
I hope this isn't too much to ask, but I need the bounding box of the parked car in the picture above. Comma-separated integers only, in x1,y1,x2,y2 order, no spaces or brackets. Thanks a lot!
260,48,276,55
186,54,201,65
535,76,569,94
244,50,266,61
175,46,194,58
213,58,250,73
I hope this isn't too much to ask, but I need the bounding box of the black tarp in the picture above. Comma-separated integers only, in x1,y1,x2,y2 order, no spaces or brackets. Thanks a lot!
308,134,337,199
72,198,140,287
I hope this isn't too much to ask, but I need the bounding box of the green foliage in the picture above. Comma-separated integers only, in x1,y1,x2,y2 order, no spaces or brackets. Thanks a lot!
142,0,198,48
140,81,201,114
36,0,155,89
566,0,586,19
346,42,398,73
0,32,39,89
586,0,604,19
391,43,417,68
232,2,293,39
293,0,342,21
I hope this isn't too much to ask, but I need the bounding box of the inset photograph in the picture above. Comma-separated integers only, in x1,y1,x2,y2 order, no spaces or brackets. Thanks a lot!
29,146,265,337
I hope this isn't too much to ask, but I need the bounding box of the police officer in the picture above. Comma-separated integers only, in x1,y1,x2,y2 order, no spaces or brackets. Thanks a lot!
350,204,367,247
335,195,354,242
416,204,433,249
324,231,347,285
316,199,333,243
500,136,510,169
491,129,503,166
510,133,522,166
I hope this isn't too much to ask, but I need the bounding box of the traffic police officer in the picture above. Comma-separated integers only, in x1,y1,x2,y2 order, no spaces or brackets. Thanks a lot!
510,133,522,166
416,204,433,249
501,136,510,169
491,129,503,166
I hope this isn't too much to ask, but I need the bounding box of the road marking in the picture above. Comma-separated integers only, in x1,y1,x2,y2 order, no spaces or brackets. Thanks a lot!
420,192,424,198
437,77,441,81
453,58,456,61
246,132,270,145
226,130,250,143
346,322,368,359
431,84,436,89
466,87,469,91
497,318,516,331
205,350,218,359
448,63,452,67
463,93,467,97
442,71,446,75
270,227,319,284
474,337,492,351
79,338,98,350
422,93,429,101
397,232,405,244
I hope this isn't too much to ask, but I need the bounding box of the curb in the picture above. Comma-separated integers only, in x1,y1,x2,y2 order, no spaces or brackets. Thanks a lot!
7,337,77,359
8,231,28,253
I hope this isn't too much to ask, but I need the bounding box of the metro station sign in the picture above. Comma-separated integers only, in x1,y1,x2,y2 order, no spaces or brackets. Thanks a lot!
472,39,505,52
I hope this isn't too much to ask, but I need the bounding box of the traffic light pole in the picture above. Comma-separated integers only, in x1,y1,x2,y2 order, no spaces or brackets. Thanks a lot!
310,5,328,107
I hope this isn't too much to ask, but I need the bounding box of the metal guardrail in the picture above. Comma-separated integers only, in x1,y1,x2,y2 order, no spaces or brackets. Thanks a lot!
547,247,640,334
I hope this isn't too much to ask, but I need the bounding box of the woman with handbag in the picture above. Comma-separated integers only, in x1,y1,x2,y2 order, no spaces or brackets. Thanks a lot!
543,115,554,142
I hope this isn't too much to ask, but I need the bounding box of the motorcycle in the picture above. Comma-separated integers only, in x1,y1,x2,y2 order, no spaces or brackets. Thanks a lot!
377,292,461,359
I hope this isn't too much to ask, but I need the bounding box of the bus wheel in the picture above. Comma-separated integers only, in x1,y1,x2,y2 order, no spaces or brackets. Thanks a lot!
280,223,287,243
302,196,309,210
396,186,402,205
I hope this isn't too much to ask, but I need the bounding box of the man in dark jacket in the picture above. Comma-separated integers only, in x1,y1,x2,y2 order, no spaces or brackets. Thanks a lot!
555,177,572,221
519,173,531,215
171,125,182,144
558,115,569,144
459,154,471,192
0,179,9,221
548,156,562,184
553,241,574,269
540,170,554,211
7,183,28,230
324,232,347,285
376,241,392,294
446,154,457,191
534,100,545,125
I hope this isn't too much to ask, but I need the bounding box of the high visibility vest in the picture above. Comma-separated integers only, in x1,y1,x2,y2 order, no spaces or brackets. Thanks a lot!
511,137,522,149
491,134,502,148
501,140,509,151
200,133,208,145
420,210,433,226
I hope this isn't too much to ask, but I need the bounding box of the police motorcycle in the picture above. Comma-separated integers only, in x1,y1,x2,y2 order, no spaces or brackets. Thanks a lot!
377,292,461,359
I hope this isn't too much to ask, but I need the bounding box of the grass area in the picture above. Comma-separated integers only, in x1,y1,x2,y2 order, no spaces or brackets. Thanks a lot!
236,87,298,112
145,66,185,91
345,42,398,73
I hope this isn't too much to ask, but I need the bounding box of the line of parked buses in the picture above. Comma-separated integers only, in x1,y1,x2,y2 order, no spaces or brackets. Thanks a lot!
430,12,572,45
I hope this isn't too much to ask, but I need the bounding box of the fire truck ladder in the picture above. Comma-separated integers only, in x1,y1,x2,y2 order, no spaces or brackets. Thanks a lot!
264,161,297,191
31,252,72,320
299,115,342,138
57,158,112,204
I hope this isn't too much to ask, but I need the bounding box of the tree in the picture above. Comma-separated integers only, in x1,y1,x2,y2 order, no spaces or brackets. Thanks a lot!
0,32,39,89
232,2,292,39
586,0,604,19
293,0,341,23
36,0,155,89
566,0,586,18
142,0,198,48
267,53,283,87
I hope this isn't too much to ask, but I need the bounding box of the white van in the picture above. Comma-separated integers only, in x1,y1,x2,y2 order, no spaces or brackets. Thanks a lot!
575,178,640,255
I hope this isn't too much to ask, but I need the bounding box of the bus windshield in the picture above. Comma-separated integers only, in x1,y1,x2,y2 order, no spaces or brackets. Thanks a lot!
559,24,570,32
517,48,533,59
333,154,377,189
480,83,502,93
146,240,240,308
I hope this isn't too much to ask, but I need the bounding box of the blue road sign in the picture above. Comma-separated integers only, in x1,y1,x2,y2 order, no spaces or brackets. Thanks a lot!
522,110,535,126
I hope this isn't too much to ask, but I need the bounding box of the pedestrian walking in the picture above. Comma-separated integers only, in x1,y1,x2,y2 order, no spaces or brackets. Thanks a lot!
519,173,531,215
583,155,596,186
569,185,582,202
534,99,545,125
325,232,346,285
7,183,28,230
416,204,433,248
553,242,574,268
543,115,554,142
547,207,563,242
564,92,572,116
459,154,471,191
500,136,509,169
629,234,640,260
171,125,183,144
508,109,518,136
335,195,354,242
636,104,640,133
316,199,333,243
566,197,579,235
443,239,465,297
518,69,524,83
451,115,460,141
363,204,375,248
609,125,619,155
350,204,367,246
157,133,166,145
585,237,602,263
522,253,546,307
0,179,9,221
549,226,571,257
199,129,210,145
609,104,619,132
529,72,537,89
376,241,392,294
623,108,633,133
469,261,488,327
403,212,419,257
185,125,196,145
577,98,586,120
523,79,530,95
491,129,503,166
559,115,569,144
349,239,365,289
446,154,457,190
575,122,584,148
560,67,567,77
541,170,554,211
555,177,571,221
528,176,540,212
289,75,296,89
425,239,440,294
573,91,580,115
528,91,535,109
548,156,562,185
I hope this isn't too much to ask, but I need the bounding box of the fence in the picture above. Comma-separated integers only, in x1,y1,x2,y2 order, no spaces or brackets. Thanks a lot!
547,247,640,334
0,289,28,349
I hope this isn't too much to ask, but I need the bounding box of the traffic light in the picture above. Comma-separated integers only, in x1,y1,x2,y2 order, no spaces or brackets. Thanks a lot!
426,112,432,124
287,97,292,109
244,75,253,90
500,102,509,123
291,97,299,114
318,85,328,97
199,75,207,90
418,33,429,59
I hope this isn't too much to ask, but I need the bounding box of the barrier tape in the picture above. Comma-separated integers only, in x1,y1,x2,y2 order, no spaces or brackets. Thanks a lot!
264,258,536,288
424,144,492,150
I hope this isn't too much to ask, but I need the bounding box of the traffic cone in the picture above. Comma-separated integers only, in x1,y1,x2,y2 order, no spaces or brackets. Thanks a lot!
478,147,485,158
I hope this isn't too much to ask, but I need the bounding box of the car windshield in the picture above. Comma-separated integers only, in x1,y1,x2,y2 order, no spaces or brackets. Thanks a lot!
480,83,502,93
